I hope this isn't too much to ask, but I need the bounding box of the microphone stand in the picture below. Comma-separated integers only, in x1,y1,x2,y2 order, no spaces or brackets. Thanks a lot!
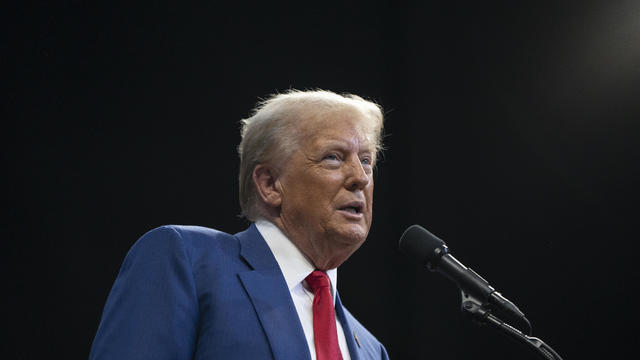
460,289,564,360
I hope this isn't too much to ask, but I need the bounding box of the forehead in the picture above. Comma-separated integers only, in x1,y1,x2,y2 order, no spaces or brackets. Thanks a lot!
296,107,374,151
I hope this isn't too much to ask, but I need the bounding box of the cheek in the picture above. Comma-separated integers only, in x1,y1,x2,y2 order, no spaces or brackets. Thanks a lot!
308,175,343,198
365,184,374,215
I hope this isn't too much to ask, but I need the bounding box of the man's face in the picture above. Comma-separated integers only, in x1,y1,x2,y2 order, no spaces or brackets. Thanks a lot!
276,108,376,270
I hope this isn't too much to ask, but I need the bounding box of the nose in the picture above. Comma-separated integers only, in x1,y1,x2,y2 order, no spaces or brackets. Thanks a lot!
345,156,370,191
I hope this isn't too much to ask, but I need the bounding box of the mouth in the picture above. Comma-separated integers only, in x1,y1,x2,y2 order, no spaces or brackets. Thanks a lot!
338,201,364,216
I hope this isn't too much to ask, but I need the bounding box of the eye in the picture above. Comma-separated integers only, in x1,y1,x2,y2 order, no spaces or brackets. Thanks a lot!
324,153,341,161
360,155,373,166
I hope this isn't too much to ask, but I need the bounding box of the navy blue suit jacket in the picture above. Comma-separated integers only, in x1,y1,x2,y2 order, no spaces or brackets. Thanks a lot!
90,224,389,360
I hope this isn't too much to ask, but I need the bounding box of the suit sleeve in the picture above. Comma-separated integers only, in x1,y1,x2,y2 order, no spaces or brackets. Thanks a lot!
380,343,390,360
89,226,199,360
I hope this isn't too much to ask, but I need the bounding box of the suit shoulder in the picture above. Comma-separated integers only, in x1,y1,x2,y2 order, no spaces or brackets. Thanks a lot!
137,225,235,244
125,225,238,265
141,224,228,236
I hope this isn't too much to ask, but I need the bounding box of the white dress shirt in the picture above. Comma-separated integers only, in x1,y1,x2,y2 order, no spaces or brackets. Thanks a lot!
255,219,351,360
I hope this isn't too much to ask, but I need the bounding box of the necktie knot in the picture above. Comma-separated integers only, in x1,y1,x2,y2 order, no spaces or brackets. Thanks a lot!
305,270,331,293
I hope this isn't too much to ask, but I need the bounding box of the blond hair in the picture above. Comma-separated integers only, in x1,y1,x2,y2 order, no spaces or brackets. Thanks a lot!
238,89,384,221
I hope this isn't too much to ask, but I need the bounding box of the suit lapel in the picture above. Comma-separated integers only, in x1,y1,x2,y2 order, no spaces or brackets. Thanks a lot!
236,224,311,360
335,293,361,360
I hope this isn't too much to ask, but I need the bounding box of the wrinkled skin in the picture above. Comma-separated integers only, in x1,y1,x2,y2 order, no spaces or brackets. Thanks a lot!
255,107,376,270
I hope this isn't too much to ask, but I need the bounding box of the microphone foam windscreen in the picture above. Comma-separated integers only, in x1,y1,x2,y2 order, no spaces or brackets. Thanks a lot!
399,225,446,264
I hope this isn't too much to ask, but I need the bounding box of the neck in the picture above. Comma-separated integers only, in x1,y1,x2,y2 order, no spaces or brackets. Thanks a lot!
261,215,354,271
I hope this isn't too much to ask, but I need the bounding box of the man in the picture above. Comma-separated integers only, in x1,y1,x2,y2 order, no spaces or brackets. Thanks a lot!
89,89,389,360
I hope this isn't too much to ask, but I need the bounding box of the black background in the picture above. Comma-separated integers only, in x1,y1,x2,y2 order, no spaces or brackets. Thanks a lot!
4,1,639,359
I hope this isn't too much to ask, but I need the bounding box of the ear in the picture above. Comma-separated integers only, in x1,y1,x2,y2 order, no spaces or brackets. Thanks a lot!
252,164,283,208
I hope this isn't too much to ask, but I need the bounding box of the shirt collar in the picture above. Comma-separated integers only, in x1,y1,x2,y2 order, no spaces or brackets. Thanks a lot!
255,219,338,301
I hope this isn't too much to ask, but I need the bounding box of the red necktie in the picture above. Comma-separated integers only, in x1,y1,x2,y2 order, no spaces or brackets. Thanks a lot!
305,270,343,360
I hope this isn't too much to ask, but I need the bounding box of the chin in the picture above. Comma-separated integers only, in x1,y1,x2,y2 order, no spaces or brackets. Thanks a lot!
335,225,369,245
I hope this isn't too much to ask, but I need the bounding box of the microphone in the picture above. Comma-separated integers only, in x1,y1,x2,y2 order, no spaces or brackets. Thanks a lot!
399,224,529,331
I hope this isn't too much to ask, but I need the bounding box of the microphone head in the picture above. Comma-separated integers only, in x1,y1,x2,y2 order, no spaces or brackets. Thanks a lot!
399,225,448,265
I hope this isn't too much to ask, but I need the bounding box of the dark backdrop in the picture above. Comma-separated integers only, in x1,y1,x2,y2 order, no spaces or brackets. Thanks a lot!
4,1,639,359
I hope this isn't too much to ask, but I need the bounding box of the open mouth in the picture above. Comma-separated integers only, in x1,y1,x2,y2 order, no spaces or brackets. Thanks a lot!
340,203,363,214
